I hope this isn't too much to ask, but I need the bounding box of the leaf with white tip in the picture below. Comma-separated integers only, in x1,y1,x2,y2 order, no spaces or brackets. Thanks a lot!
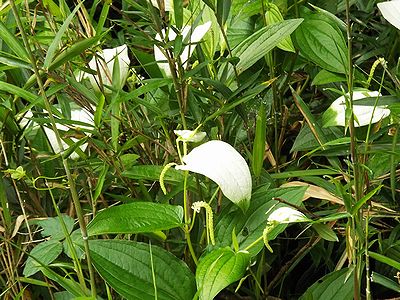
176,140,252,211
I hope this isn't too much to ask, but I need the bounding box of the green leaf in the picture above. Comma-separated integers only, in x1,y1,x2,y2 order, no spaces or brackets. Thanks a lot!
173,0,183,28
23,240,63,277
351,185,382,215
300,268,353,300
312,223,338,242
252,103,266,178
0,81,38,102
216,0,231,26
311,69,346,85
196,247,250,300
239,186,307,255
41,267,89,297
0,20,29,61
48,35,102,71
43,3,82,68
86,202,183,236
34,215,75,241
215,186,307,256
371,271,400,293
294,17,348,74
88,240,196,300
0,53,32,69
224,19,303,83
265,3,295,52
369,252,400,271
92,163,109,203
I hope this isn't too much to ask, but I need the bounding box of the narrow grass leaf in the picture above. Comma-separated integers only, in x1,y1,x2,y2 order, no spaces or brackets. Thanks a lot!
369,252,400,271
43,3,82,68
371,272,400,293
48,35,103,71
0,20,29,61
252,103,266,178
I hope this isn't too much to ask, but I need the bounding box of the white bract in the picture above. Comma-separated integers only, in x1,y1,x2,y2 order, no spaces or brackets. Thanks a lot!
78,45,130,93
267,207,308,224
323,90,390,127
20,108,94,160
174,130,206,143
176,140,252,211
154,22,211,77
378,1,400,30
150,0,173,11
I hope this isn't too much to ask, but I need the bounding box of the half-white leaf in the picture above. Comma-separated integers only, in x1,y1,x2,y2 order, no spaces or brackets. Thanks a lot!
322,90,390,127
176,140,252,211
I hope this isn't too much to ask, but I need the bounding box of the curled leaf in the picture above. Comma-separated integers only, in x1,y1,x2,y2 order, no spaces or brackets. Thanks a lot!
176,140,252,211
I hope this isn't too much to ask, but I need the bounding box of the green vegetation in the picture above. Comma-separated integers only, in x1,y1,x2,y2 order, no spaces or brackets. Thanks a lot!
1,0,400,299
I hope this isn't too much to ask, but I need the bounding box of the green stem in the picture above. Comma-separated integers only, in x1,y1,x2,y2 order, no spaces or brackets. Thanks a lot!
183,169,198,264
244,236,263,252
48,185,86,289
9,2,96,296
365,206,371,300
345,2,361,298
390,126,399,201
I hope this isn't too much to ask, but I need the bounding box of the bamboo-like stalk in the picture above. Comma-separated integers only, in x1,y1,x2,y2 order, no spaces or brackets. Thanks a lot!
345,1,362,299
8,1,96,297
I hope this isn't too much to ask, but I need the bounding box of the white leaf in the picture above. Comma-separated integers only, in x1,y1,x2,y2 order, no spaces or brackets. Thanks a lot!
323,90,390,127
154,22,211,77
20,107,94,160
267,207,308,224
150,0,173,11
176,140,252,211
78,45,130,93
174,130,206,143
378,1,400,30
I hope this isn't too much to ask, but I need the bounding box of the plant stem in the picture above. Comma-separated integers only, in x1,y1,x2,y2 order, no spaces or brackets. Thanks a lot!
183,170,198,264
345,1,361,298
9,1,96,296
365,206,371,300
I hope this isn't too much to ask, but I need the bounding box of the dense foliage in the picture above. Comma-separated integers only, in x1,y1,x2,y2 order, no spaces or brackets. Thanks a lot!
1,0,400,299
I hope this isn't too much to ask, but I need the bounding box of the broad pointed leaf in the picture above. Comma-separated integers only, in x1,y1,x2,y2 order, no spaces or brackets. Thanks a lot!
88,240,196,300
23,240,63,277
196,247,250,300
87,202,183,236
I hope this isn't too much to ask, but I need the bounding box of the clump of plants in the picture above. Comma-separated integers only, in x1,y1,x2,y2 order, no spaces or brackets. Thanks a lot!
1,0,400,299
